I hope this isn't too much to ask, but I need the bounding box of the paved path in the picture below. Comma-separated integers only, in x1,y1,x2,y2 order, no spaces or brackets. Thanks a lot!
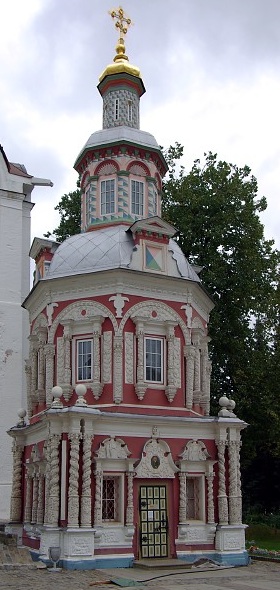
0,561,279,590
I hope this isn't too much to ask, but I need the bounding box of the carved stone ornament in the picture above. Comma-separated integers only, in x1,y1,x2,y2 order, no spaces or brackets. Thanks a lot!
135,438,179,479
109,293,129,318
180,440,210,461
95,437,131,459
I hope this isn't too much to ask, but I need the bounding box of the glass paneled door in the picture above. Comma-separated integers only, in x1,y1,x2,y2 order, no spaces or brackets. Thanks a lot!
139,485,168,558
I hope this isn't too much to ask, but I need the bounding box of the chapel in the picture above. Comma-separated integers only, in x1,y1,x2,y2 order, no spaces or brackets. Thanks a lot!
7,8,248,569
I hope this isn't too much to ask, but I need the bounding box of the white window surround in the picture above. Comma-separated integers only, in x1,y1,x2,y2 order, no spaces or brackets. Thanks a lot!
101,178,115,215
186,475,205,522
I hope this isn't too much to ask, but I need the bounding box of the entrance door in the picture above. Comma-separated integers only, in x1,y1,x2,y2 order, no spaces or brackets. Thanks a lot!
139,485,168,558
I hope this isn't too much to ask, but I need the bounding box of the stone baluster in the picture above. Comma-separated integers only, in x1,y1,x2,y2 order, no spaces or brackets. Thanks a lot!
10,441,23,522
45,434,61,527
178,472,187,523
184,345,195,409
81,434,93,527
216,440,228,525
68,433,81,527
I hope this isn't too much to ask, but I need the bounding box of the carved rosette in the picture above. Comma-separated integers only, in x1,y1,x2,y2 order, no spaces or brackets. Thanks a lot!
45,434,61,527
178,472,187,523
184,345,195,409
113,335,123,404
216,440,228,525
81,434,93,527
44,344,55,408
68,433,81,527
10,442,23,522
125,471,135,527
94,470,103,526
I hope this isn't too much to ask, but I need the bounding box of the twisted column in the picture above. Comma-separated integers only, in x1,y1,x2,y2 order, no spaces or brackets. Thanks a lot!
10,441,23,522
216,440,228,525
31,471,39,524
228,437,242,524
44,344,55,407
135,322,146,400
206,473,215,524
113,335,123,404
68,433,81,527
125,472,135,526
45,434,61,527
81,434,93,527
25,361,32,418
37,471,45,525
178,472,187,523
166,324,177,402
92,322,102,399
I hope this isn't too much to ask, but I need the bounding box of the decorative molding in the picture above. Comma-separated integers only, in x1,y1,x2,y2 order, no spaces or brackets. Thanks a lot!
113,335,123,404
125,332,134,384
96,437,131,459
135,438,179,479
180,440,210,462
109,293,129,318
49,300,118,343
68,433,81,527
102,331,112,384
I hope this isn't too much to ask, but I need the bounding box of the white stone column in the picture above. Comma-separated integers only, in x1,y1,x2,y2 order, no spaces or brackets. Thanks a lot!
68,433,81,527
24,360,32,418
166,323,177,402
178,472,187,523
94,468,103,526
44,344,55,408
80,434,92,527
24,471,32,523
200,337,210,414
62,321,73,400
228,430,242,525
135,321,146,400
184,345,195,409
29,335,38,405
45,434,61,527
216,440,229,525
206,472,215,524
31,471,39,524
125,471,135,527
192,331,201,404
113,335,123,404
37,469,45,525
10,441,23,522
91,319,103,400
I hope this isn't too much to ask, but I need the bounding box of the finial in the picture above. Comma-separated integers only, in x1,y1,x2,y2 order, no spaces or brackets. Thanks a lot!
110,6,132,39
109,6,132,64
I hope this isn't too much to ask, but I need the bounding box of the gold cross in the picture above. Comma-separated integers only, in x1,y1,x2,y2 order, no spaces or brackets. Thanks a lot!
110,6,132,38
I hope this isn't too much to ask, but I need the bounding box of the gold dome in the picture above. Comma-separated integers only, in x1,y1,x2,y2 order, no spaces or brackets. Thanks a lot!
99,37,141,82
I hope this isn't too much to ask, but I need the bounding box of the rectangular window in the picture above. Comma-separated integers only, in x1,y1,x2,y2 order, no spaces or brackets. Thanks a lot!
186,477,201,520
131,180,144,215
145,337,163,383
102,477,119,521
77,339,93,381
101,179,115,214
114,98,119,121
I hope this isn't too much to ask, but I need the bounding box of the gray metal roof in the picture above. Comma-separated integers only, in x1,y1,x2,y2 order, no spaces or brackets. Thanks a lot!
47,224,200,282
75,126,160,163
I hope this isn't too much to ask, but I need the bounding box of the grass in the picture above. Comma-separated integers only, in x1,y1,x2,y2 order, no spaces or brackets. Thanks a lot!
246,524,280,553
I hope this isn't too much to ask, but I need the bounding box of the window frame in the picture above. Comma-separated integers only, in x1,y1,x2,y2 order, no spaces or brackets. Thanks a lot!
100,178,115,215
186,475,205,522
102,474,123,524
131,179,144,216
144,336,164,385
76,337,93,383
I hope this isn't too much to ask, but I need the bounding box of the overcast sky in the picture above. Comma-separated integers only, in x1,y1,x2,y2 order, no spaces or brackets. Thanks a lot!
1,0,280,248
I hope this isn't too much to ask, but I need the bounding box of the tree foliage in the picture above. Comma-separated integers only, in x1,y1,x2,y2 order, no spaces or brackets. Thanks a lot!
44,189,81,242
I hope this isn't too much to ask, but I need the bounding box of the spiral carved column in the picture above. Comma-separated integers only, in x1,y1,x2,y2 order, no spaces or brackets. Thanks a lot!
184,345,195,409
10,441,23,522
81,434,92,527
178,472,187,523
24,472,32,523
206,473,215,524
135,322,146,400
216,440,228,525
68,433,81,527
37,471,45,525
125,472,135,527
94,469,103,526
45,434,61,527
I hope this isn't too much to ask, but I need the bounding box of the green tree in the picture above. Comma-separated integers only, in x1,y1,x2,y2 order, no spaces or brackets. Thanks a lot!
44,189,81,242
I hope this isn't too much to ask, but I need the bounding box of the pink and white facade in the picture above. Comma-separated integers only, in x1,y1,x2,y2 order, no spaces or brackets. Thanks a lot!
8,36,249,569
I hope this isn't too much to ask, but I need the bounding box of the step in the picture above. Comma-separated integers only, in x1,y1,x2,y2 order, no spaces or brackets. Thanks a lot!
133,558,191,569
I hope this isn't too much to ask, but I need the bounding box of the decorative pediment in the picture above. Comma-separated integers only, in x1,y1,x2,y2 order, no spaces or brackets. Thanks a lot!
129,216,176,238
180,440,210,461
95,437,131,459
135,438,179,478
